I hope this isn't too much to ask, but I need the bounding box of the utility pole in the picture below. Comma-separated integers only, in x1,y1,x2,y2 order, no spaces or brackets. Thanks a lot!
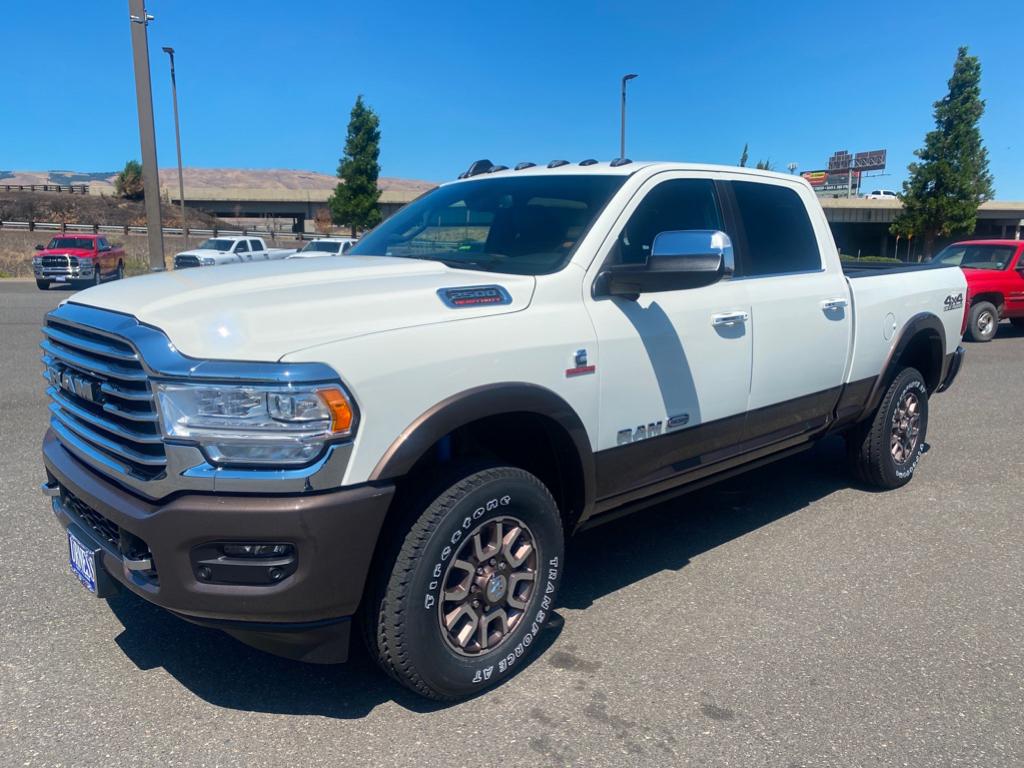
127,0,164,271
162,46,187,250
620,73,638,159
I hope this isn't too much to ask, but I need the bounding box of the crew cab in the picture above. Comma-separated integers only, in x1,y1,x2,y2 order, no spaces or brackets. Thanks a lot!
287,237,358,258
32,234,125,290
39,161,967,701
931,239,1024,341
173,236,295,269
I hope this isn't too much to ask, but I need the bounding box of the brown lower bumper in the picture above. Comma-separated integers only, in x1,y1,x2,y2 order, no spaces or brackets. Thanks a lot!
43,430,394,636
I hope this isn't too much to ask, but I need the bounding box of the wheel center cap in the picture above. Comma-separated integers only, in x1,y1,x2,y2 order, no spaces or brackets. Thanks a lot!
485,573,507,603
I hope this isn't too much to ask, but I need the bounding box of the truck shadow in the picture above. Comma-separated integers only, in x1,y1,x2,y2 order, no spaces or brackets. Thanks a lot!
108,435,857,718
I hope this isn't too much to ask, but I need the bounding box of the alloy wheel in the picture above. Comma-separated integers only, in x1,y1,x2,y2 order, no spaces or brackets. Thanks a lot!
890,390,921,463
438,516,538,656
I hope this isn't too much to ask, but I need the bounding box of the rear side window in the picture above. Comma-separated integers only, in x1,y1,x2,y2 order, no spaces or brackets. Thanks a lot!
732,181,821,276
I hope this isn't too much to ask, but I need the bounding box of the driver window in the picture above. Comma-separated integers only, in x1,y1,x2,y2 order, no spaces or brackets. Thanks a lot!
608,178,722,266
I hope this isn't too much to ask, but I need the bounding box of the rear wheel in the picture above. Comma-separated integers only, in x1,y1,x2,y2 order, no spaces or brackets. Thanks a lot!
365,465,564,700
35,279,50,290
115,262,124,281
967,301,999,342
846,367,929,489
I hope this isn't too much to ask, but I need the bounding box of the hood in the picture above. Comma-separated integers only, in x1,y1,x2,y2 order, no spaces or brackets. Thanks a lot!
40,248,94,257
68,256,535,361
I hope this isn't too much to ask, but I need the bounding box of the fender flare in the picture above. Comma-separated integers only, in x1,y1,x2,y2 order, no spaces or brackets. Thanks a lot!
369,382,596,520
860,312,946,420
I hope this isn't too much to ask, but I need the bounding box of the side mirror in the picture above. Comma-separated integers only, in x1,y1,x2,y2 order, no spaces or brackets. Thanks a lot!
598,230,734,300
35,244,45,251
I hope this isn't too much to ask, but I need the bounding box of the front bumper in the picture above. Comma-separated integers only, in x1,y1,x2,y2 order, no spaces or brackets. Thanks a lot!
937,345,966,393
34,260,95,280
42,430,394,662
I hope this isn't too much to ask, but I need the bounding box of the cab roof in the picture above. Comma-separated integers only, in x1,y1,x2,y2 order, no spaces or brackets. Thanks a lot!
446,159,806,185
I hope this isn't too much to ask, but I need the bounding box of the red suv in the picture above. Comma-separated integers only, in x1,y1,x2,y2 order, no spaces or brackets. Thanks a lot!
932,239,1024,342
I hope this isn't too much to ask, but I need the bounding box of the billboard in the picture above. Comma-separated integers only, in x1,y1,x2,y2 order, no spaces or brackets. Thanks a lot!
802,168,862,196
854,149,887,171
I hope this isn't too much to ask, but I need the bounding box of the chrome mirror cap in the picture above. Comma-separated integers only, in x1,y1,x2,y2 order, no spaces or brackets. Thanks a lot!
651,229,734,276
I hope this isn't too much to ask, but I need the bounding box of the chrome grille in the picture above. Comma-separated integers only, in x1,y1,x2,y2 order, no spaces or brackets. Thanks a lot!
174,254,201,269
42,317,166,481
42,255,75,268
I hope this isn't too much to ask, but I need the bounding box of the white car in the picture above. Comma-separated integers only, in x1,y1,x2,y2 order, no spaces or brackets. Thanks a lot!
287,237,358,258
865,189,899,200
40,160,967,701
173,236,296,268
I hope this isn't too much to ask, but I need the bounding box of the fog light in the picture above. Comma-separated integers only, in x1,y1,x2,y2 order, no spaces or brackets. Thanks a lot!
221,543,292,558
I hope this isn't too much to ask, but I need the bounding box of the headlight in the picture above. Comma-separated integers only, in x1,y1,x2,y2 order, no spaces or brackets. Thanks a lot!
155,382,355,466
201,256,216,265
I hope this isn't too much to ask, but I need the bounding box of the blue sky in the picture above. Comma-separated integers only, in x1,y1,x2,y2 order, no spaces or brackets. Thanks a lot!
4,0,1023,197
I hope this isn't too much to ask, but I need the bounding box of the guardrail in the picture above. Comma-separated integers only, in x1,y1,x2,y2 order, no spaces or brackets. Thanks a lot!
0,220,340,241
0,183,89,194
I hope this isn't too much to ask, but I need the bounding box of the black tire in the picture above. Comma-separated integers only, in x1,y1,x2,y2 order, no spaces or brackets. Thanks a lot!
366,465,564,700
846,367,929,489
115,262,124,281
35,279,50,290
966,301,999,342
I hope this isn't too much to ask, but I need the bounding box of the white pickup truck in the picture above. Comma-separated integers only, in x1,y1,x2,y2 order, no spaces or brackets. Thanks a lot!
173,235,295,269
40,161,967,701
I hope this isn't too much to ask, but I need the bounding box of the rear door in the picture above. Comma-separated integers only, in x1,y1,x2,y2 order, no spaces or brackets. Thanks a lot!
727,178,851,445
250,239,267,260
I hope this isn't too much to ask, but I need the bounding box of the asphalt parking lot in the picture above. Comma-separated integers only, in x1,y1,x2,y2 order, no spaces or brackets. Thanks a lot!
2,278,1022,767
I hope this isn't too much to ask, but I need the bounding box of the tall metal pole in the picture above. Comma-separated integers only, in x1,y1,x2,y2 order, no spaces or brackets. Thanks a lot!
128,0,164,271
620,73,638,159
162,47,187,251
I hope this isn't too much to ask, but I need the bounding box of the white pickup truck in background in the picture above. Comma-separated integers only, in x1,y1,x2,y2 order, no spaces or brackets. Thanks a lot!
287,237,358,258
173,236,295,269
40,161,967,701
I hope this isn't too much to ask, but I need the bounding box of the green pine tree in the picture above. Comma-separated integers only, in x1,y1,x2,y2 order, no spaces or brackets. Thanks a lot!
114,160,144,200
892,47,994,257
329,96,382,237
738,143,749,168
755,159,774,171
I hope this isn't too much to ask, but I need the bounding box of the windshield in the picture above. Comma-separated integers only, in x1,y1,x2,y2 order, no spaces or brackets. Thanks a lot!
933,243,1016,270
47,237,94,250
349,174,627,275
301,241,342,254
198,238,235,252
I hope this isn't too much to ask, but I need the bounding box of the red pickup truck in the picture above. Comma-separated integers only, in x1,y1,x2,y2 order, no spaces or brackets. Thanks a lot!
933,239,1024,342
32,234,125,291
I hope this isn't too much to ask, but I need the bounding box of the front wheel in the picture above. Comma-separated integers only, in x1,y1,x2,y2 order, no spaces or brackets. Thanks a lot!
366,465,564,700
35,279,50,290
967,301,999,342
846,367,929,489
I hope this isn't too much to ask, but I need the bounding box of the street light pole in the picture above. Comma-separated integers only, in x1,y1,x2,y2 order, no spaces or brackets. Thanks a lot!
127,0,164,271
162,46,187,250
620,73,638,159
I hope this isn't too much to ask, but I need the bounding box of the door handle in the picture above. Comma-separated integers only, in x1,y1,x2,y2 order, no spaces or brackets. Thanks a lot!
711,311,750,327
821,297,849,311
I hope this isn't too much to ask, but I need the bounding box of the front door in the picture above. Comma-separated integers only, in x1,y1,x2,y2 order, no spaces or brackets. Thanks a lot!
584,174,753,502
